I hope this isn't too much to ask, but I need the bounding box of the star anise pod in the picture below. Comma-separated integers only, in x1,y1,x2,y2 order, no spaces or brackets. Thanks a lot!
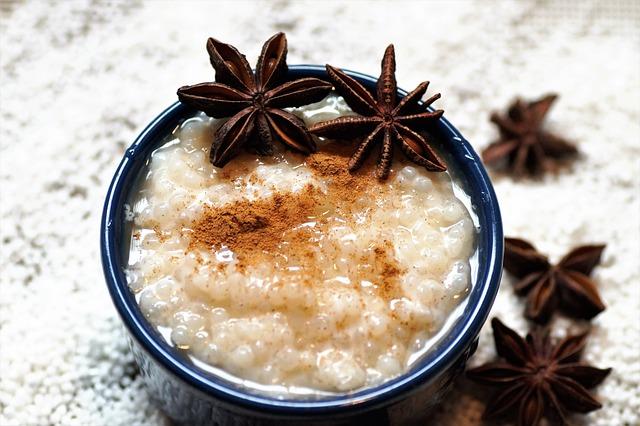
467,318,611,426
505,237,606,324
309,45,446,180
177,33,332,167
482,94,578,176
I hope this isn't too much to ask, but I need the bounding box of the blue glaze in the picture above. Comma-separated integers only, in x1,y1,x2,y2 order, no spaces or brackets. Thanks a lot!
101,66,503,425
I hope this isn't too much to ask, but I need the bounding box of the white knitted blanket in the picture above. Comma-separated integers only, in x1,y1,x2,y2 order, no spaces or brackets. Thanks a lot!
1,1,638,425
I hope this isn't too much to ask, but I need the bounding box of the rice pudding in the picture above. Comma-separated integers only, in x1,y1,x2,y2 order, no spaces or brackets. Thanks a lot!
125,94,476,394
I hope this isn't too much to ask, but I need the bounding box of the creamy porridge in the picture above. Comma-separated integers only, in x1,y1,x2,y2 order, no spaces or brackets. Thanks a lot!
125,94,476,394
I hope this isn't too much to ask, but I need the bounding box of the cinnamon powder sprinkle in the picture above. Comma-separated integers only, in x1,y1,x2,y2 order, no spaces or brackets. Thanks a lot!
191,184,319,256
305,142,372,204
372,242,403,301
189,143,405,300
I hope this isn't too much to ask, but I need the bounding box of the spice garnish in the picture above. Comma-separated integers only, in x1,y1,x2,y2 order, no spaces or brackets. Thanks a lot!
482,94,578,176
190,186,320,257
505,237,606,323
309,45,446,180
467,318,611,426
189,178,403,300
177,33,332,167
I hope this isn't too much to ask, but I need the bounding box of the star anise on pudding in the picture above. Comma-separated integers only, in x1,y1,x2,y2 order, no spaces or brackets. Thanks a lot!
505,237,606,324
482,94,578,177
467,318,611,426
177,33,332,167
309,45,446,180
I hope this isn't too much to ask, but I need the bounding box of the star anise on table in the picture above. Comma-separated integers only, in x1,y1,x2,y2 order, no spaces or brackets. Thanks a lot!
482,94,578,177
177,33,332,167
467,318,611,426
309,45,446,180
505,237,606,324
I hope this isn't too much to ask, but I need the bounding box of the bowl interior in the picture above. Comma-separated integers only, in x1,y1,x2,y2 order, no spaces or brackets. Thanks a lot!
101,65,503,414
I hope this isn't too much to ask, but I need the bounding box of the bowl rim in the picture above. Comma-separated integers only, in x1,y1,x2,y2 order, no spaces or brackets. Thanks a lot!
101,64,503,416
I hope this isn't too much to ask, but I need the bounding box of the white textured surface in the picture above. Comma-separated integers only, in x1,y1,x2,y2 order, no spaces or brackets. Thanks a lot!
0,1,638,425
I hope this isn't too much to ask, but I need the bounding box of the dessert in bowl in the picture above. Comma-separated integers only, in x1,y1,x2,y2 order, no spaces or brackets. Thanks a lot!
102,34,502,425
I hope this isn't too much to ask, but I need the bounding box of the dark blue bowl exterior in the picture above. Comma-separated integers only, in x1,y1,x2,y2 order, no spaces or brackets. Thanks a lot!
101,65,503,425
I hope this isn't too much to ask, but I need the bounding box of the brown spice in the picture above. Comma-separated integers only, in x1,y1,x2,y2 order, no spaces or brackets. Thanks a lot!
189,145,405,301
177,33,332,167
305,142,374,205
152,224,169,243
308,45,446,180
190,184,319,258
373,242,403,301
306,150,346,177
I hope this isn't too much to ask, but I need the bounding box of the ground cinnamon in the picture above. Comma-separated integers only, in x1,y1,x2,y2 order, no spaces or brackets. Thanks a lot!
189,145,404,300
190,184,319,256
305,142,372,204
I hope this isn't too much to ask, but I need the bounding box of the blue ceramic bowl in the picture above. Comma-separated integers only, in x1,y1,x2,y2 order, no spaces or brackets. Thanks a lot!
101,65,503,426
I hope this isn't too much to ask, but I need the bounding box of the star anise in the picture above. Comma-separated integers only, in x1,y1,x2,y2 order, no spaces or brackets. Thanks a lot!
177,33,332,167
505,237,606,324
309,45,446,180
467,318,611,426
482,94,578,176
